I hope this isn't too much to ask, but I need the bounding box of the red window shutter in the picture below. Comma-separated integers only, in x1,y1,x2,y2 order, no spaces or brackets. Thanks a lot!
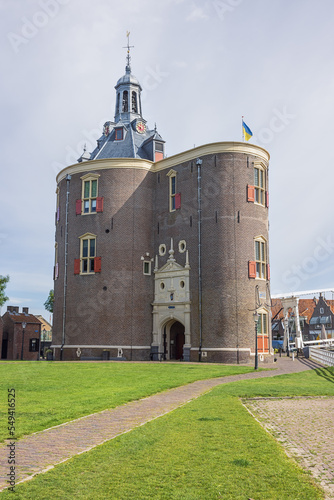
267,264,270,280
155,151,164,162
266,191,269,208
94,256,102,273
96,197,104,213
76,199,82,215
248,261,256,279
247,185,255,202
257,336,264,352
175,193,181,210
74,259,80,275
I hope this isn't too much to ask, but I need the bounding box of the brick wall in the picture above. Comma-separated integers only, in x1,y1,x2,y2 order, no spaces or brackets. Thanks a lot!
53,145,270,363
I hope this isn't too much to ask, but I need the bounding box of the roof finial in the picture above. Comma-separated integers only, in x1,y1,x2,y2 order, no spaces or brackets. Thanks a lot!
123,31,134,73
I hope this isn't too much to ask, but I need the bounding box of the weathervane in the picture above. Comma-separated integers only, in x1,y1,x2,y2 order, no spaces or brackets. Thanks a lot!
123,31,134,71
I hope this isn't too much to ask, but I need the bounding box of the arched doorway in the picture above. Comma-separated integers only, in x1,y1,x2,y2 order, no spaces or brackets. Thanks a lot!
169,321,185,360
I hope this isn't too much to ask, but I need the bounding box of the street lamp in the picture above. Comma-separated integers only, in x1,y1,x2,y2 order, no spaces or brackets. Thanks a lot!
253,311,259,370
21,322,27,361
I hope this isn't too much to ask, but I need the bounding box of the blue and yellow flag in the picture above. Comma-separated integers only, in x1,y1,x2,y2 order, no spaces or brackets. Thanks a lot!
242,120,253,141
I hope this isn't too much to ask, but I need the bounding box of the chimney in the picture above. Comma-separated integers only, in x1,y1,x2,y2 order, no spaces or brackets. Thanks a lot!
7,306,13,312
13,306,19,313
22,307,29,314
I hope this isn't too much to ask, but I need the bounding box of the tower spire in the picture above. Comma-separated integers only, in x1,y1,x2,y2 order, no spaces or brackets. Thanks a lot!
123,31,134,74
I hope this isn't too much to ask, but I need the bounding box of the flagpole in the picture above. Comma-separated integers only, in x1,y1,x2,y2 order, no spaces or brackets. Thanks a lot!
242,116,244,142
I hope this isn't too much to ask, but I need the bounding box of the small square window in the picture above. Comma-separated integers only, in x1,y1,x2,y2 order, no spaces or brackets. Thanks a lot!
143,261,151,275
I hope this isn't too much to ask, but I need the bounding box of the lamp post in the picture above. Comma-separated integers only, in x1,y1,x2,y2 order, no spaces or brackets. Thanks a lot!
21,322,27,361
253,311,259,370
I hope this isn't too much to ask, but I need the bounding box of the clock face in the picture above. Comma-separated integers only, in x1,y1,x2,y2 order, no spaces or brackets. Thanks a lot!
136,121,146,134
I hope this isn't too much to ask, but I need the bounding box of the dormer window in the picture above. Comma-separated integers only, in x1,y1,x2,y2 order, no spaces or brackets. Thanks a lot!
115,128,124,141
155,142,164,162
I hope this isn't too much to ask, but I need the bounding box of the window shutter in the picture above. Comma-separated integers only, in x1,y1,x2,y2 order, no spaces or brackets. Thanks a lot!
55,263,59,279
74,259,80,275
76,199,82,215
175,193,181,210
94,256,102,273
247,185,255,202
266,191,269,208
155,151,164,162
248,261,256,279
96,197,104,213
57,207,60,222
267,264,270,280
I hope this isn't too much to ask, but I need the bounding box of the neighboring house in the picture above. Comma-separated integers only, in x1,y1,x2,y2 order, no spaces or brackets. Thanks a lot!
35,315,52,356
309,294,334,339
1,307,41,360
271,296,334,344
52,49,271,364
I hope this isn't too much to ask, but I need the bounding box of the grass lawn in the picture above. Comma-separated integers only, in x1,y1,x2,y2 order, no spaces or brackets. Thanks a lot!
3,367,333,499
0,361,255,441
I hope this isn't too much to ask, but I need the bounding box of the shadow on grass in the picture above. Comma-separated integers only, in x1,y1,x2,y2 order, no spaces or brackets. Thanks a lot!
298,357,334,384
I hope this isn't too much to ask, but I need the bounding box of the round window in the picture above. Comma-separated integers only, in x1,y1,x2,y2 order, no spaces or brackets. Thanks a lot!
160,282,165,290
159,244,167,256
180,280,185,289
178,240,186,253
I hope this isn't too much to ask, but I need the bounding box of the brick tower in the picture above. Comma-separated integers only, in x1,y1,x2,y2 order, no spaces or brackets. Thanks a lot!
52,41,271,363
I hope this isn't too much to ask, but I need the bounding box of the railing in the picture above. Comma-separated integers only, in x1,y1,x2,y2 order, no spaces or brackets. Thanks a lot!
309,346,334,367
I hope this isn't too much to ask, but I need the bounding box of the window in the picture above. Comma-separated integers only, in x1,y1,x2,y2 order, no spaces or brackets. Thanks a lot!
74,234,101,275
132,91,138,113
320,307,324,314
167,170,181,211
143,261,151,275
254,165,265,206
81,235,96,274
56,187,60,223
29,338,39,352
256,310,269,353
54,243,59,280
122,90,128,112
115,128,123,141
255,237,267,279
159,244,166,256
77,174,103,215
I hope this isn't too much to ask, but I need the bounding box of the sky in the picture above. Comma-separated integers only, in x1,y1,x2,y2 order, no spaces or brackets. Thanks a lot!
1,0,334,315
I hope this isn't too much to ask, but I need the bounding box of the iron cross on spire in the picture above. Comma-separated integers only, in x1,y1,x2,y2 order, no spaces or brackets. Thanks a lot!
123,31,134,72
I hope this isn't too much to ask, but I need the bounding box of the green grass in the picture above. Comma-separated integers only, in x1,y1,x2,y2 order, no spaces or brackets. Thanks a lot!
0,361,255,441
3,368,331,499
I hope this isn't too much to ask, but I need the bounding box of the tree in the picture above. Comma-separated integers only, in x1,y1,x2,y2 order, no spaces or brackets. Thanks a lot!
44,289,54,314
0,275,9,307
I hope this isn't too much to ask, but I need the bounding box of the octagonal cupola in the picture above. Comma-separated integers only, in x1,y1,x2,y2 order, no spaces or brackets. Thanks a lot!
114,36,143,124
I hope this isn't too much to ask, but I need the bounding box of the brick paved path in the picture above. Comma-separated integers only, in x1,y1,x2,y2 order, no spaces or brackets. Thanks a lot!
243,395,334,499
0,357,325,492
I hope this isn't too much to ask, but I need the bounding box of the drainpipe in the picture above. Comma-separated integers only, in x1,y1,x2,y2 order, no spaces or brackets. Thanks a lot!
60,174,71,361
196,158,203,362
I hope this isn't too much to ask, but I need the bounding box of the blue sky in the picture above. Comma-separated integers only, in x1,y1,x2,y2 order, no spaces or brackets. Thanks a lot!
1,0,334,315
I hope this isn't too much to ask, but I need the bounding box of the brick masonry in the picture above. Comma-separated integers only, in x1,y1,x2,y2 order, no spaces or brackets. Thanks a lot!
53,145,270,363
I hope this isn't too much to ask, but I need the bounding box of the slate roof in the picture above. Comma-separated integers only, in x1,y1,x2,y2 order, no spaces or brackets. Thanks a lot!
88,122,163,162
4,311,41,324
